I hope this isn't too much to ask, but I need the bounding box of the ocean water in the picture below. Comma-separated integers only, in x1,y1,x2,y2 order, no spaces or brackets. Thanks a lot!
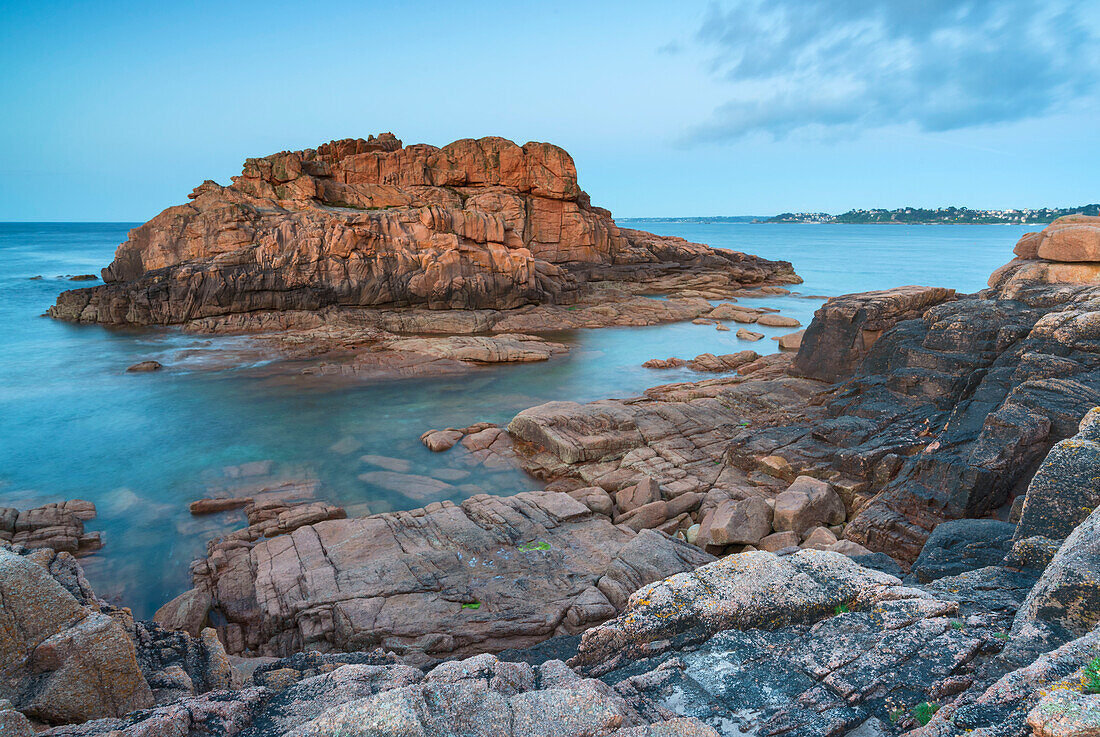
0,221,1035,616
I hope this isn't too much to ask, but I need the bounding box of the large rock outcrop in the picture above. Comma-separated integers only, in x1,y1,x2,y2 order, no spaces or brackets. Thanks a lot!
48,134,795,326
182,490,713,659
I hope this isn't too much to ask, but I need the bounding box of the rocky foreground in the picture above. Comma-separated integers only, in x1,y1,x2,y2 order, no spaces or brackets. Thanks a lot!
3,420,1100,735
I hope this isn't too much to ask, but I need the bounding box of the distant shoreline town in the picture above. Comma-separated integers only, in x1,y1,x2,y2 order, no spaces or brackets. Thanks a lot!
622,204,1099,225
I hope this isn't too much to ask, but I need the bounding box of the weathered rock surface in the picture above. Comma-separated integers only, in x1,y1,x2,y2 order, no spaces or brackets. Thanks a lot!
41,651,719,737
186,490,713,658
0,546,153,724
790,286,956,382
0,500,102,557
1010,505,1100,655
0,544,243,727
1014,406,1100,542
906,519,1016,584
49,134,795,327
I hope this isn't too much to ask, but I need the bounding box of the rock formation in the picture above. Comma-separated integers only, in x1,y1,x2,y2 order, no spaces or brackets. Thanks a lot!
172,490,713,659
7,405,1100,735
474,218,1100,566
0,500,102,557
47,134,796,328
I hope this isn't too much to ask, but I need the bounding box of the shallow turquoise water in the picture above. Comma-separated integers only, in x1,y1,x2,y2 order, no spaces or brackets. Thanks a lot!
0,221,1034,615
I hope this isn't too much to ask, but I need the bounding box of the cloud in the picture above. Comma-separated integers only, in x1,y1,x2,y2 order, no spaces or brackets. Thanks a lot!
689,0,1100,140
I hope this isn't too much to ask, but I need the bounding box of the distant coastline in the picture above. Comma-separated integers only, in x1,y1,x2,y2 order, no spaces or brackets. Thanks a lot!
622,204,1099,225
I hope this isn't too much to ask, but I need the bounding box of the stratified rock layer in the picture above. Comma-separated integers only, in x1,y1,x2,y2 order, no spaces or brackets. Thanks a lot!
48,134,795,326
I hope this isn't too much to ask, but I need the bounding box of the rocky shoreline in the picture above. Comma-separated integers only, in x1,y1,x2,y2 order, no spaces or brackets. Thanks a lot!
7,135,1100,734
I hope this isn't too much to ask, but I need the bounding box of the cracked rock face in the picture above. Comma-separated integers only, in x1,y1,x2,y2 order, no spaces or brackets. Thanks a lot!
187,490,714,659
47,134,795,326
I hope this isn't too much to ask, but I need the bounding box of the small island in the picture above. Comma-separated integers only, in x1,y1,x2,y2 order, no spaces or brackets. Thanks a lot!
764,203,1100,224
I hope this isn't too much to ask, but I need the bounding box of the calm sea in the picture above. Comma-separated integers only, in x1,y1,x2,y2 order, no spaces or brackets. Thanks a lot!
0,221,1034,615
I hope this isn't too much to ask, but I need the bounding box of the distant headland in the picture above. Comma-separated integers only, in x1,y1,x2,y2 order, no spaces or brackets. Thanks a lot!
763,204,1100,224
622,204,1100,225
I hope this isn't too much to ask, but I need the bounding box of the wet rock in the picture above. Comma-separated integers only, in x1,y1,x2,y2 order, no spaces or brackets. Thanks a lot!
773,329,805,350
189,497,251,514
382,333,569,364
421,428,464,451
907,518,1017,584
642,351,759,373
153,587,212,637
736,328,764,341
5,501,101,557
125,360,162,372
757,314,801,328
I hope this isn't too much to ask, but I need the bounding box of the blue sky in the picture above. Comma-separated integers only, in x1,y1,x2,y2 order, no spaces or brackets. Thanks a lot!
1,0,1097,221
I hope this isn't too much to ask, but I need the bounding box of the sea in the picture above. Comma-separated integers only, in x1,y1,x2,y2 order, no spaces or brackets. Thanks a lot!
0,221,1036,616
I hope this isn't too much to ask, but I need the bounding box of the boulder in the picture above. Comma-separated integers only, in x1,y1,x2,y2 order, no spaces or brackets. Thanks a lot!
569,550,905,676
700,497,773,546
758,530,800,552
1013,505,1100,647
615,477,662,513
773,329,804,350
800,526,838,550
756,314,800,328
736,328,764,341
1035,214,1100,262
421,429,464,452
153,588,213,637
126,360,162,372
771,476,845,534
0,547,153,724
1015,406,1100,542
1013,231,1043,259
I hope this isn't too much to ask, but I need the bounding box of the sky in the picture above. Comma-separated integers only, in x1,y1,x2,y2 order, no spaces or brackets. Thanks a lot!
1,0,1098,221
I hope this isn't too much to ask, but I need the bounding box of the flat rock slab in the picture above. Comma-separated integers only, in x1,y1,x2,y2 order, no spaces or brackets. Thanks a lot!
191,490,713,658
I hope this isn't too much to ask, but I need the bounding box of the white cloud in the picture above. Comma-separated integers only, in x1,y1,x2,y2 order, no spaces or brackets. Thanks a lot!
688,0,1100,140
